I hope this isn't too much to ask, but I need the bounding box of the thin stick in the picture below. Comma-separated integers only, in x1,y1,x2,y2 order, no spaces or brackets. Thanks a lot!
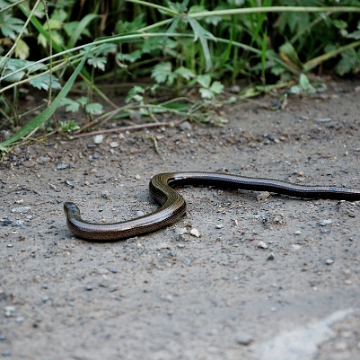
68,120,183,139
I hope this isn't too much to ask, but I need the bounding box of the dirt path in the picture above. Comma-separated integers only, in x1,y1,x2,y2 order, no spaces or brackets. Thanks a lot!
1,81,360,359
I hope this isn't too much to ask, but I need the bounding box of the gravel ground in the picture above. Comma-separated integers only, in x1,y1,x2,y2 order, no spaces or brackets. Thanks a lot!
1,80,360,359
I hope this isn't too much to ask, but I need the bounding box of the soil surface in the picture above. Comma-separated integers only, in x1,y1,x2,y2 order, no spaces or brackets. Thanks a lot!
1,80,360,360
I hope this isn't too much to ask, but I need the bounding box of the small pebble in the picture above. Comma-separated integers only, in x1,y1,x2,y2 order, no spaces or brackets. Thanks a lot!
136,210,144,217
179,121,192,132
325,258,334,265
94,135,104,144
320,219,332,226
4,306,15,317
294,230,302,235
135,174,141,180
6,244,13,248
11,206,31,214
93,153,99,159
190,228,200,238
177,243,185,248
236,333,253,346
174,227,187,235
109,142,119,148
215,224,223,229
267,252,275,261
56,164,69,170
344,279,352,285
257,241,268,249
85,285,93,291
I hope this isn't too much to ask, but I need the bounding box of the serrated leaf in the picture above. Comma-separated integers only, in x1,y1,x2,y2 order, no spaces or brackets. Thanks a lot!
196,74,211,88
1,16,26,40
209,81,224,95
117,50,142,63
87,56,106,71
77,96,88,106
199,88,214,99
85,103,103,115
60,98,80,112
60,120,80,132
125,85,144,103
0,49,88,151
1,67,24,82
29,73,61,91
14,38,29,60
151,62,177,85
174,66,195,80
347,30,360,40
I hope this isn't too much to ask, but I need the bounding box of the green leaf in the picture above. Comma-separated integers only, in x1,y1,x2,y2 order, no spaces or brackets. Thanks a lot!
125,86,144,103
186,17,215,71
14,38,29,60
60,120,80,132
151,62,177,85
117,50,142,63
77,96,88,106
299,73,310,91
199,88,214,99
196,74,211,88
174,66,195,80
65,14,99,48
85,103,103,115
0,50,89,150
29,73,61,91
209,81,224,95
87,56,106,71
1,16,26,40
60,98,80,112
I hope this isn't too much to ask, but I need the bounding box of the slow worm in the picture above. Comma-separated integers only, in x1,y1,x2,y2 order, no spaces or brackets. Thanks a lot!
64,172,360,241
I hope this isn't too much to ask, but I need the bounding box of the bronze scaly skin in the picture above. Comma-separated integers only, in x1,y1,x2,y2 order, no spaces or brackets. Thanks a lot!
64,172,360,241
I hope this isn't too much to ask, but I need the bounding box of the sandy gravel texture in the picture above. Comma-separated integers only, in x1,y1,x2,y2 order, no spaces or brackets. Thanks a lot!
1,80,360,360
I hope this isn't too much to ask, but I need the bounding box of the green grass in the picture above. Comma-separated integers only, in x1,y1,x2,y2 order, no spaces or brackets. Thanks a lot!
1,0,360,152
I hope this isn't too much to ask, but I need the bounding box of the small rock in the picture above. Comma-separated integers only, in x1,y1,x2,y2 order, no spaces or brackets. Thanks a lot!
215,224,223,229
236,333,253,345
320,219,332,226
4,306,15,317
294,230,302,235
174,227,187,235
344,279,352,285
93,153,99,159
230,85,241,93
135,174,141,180
136,210,144,216
56,164,69,170
291,244,302,251
325,258,334,265
94,135,104,144
109,142,119,148
257,241,268,249
85,285,93,291
190,228,200,238
267,252,275,261
11,206,31,214
6,244,13,248
177,243,185,248
179,121,192,132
